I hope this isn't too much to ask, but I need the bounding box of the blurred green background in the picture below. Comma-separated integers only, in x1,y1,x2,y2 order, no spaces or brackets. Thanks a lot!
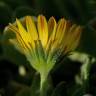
0,0,96,96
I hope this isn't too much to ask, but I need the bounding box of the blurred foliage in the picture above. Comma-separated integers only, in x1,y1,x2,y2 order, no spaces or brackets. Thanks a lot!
0,0,96,96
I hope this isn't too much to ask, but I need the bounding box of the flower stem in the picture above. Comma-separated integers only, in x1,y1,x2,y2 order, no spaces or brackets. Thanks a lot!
40,73,48,96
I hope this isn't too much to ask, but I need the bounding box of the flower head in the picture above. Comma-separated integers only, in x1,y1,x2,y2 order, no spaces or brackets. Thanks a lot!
8,15,82,80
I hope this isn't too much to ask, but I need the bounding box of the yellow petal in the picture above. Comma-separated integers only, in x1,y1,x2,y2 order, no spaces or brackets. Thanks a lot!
9,23,27,48
9,23,19,34
16,19,29,43
62,25,82,54
46,17,56,53
37,15,48,47
48,16,56,40
65,24,78,46
16,18,36,48
67,26,82,51
61,24,76,53
56,18,66,44
26,16,38,40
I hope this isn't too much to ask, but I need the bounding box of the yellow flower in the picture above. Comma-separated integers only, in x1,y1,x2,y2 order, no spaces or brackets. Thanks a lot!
8,15,82,89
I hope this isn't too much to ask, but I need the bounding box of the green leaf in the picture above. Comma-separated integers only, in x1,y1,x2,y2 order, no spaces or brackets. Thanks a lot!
0,0,28,9
12,6,36,21
0,1,12,30
30,73,40,96
67,83,87,96
78,26,96,57
16,87,31,96
51,82,67,96
0,31,3,55
70,86,84,96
